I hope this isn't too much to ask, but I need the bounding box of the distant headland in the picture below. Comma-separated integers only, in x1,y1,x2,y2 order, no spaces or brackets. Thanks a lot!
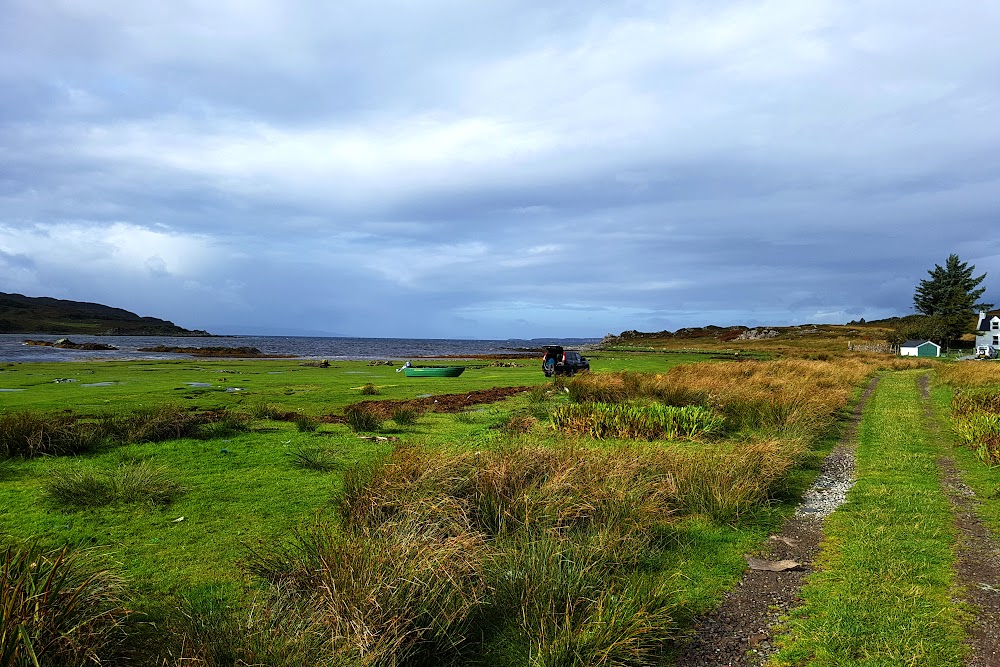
0,292,210,336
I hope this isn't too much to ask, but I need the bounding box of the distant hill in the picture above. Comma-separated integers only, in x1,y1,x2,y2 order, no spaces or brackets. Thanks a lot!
0,292,209,336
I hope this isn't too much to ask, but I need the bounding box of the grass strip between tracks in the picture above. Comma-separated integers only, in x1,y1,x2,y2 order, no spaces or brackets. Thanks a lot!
770,370,965,667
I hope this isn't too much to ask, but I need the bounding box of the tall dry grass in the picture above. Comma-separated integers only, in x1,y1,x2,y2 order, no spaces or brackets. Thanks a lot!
938,362,1000,389
247,525,488,667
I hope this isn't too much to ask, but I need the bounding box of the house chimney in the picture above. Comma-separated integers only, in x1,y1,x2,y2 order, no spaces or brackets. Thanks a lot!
978,310,987,330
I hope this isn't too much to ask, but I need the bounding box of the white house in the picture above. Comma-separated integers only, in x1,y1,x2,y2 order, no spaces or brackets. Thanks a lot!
900,339,941,357
976,310,1000,350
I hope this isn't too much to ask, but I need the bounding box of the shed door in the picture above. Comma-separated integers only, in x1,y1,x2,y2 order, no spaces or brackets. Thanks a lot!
917,343,936,357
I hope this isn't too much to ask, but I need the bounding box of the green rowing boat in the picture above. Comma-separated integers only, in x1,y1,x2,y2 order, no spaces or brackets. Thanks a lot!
401,366,465,377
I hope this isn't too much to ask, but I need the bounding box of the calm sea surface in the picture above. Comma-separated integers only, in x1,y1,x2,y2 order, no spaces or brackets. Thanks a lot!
0,334,599,363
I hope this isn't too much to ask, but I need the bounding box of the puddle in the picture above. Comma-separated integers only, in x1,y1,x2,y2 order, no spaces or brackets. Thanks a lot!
184,382,213,387
0,388,25,392
82,382,117,387
54,378,78,383
225,387,244,393
342,371,371,375
416,393,433,398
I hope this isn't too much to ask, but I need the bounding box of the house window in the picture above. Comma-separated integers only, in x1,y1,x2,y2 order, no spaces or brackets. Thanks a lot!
995,335,1000,346
993,319,1000,330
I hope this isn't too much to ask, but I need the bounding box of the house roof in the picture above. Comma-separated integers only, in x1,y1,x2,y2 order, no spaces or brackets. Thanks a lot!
901,339,940,348
978,310,1000,331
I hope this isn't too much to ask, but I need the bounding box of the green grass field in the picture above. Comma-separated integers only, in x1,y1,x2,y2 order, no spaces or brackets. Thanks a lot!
4,352,1000,666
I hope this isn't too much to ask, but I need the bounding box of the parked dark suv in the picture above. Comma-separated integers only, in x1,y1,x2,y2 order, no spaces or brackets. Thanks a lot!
542,345,590,377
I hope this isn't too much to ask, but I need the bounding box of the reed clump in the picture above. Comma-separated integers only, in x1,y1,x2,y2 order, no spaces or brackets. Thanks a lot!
0,542,131,666
551,402,723,440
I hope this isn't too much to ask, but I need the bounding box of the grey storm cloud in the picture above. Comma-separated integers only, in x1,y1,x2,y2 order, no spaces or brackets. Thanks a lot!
1,0,1000,338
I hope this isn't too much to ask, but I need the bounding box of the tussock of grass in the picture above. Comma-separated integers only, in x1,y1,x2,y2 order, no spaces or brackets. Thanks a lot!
667,439,804,521
288,446,340,472
241,443,695,665
343,402,384,432
249,525,488,666
359,382,380,395
44,460,186,507
169,586,330,667
294,415,318,432
0,542,131,666
390,406,418,425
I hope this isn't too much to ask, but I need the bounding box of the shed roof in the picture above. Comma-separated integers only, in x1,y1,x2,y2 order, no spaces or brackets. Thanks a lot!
901,339,940,348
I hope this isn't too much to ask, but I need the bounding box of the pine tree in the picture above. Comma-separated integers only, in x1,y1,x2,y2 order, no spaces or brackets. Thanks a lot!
912,254,992,345
914,254,991,316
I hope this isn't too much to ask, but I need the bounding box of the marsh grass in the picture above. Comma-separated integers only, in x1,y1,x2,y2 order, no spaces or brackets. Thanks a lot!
666,439,803,521
0,405,250,460
0,542,131,667
359,382,380,396
0,411,102,459
941,371,1000,465
244,400,286,420
452,411,478,424
44,460,186,508
99,404,207,444
565,359,867,439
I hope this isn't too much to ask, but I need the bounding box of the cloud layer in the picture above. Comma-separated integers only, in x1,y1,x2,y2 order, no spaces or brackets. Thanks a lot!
2,1,999,337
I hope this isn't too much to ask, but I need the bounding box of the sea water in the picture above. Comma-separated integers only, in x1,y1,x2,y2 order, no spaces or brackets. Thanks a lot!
0,334,598,363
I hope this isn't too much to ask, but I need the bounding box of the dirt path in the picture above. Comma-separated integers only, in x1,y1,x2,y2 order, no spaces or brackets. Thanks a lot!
672,376,880,667
917,374,1000,667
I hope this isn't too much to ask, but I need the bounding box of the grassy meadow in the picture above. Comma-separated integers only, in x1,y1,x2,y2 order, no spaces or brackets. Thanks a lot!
2,342,999,666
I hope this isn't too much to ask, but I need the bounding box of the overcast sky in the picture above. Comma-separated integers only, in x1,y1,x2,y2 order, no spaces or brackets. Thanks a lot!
2,1,999,338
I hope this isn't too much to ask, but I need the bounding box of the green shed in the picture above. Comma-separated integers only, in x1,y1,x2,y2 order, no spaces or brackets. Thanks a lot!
900,339,940,358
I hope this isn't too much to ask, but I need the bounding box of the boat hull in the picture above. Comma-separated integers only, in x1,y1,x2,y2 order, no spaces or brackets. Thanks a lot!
402,366,465,377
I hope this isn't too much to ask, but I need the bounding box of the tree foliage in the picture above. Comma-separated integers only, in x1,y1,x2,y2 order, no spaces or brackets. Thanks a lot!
914,254,991,317
909,254,992,346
